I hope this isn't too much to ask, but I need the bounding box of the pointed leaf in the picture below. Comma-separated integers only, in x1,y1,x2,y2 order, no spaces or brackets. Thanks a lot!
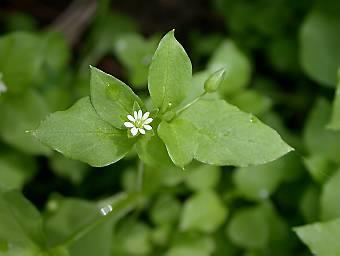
294,218,340,256
148,30,192,112
90,66,143,128
0,190,46,249
158,119,198,168
33,97,133,167
162,99,292,167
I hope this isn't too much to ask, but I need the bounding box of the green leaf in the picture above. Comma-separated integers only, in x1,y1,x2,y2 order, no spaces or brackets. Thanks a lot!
329,69,340,129
227,203,289,251
46,198,112,256
113,33,158,87
321,169,340,221
149,194,181,225
0,190,46,250
180,190,227,233
49,154,89,184
135,133,173,168
166,233,215,256
0,90,50,155
167,99,292,167
227,204,269,249
33,97,133,167
112,219,152,256
294,218,340,256
207,40,251,95
300,8,340,86
185,164,221,191
303,155,336,184
47,193,139,256
148,30,192,112
166,247,210,256
233,153,302,201
158,119,198,168
304,98,340,164
90,66,143,128
0,32,44,92
299,185,320,223
151,224,172,247
41,31,70,72
228,89,272,116
0,151,36,190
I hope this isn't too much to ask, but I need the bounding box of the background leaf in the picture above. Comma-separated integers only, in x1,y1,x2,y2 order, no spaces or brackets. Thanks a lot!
180,190,227,233
0,90,50,155
294,218,340,256
300,7,340,86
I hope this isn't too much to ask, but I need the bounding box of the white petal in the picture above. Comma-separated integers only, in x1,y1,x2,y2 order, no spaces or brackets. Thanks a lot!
142,112,150,120
124,122,134,128
133,111,138,119
143,124,152,130
138,110,143,119
139,128,145,134
131,127,138,136
144,118,153,124
127,115,135,122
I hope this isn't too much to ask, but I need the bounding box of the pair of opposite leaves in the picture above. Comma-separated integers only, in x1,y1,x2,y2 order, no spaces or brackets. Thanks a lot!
33,30,293,168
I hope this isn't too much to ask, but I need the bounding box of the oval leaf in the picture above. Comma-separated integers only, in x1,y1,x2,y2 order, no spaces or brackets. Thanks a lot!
33,97,134,167
161,99,292,167
90,66,143,128
148,30,192,112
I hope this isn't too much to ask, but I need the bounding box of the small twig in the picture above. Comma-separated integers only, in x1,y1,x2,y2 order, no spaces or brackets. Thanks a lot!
50,0,97,45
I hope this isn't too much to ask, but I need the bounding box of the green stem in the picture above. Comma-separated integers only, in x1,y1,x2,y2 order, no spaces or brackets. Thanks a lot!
57,192,140,249
175,92,207,116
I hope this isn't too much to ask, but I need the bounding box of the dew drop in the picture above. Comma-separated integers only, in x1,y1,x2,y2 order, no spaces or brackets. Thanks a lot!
100,204,113,216
249,116,257,123
106,84,120,100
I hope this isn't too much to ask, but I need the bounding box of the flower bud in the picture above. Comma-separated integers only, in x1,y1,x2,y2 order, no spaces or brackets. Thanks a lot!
204,69,225,93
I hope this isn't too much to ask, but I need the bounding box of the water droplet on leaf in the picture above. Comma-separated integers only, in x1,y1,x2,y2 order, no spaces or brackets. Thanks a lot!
100,204,113,216
250,116,257,123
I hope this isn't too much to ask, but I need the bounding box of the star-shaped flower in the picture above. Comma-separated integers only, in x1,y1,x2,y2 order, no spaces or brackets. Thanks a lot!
124,110,153,136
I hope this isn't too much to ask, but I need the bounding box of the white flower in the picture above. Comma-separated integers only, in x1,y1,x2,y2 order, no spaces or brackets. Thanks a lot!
124,110,153,136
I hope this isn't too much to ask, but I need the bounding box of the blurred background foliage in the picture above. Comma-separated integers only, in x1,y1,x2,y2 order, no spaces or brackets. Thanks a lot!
0,0,340,255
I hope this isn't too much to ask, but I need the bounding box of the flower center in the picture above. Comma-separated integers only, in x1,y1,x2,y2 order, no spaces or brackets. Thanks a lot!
135,119,144,128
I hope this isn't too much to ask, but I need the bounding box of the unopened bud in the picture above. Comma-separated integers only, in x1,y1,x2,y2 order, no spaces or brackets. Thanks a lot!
204,69,225,93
